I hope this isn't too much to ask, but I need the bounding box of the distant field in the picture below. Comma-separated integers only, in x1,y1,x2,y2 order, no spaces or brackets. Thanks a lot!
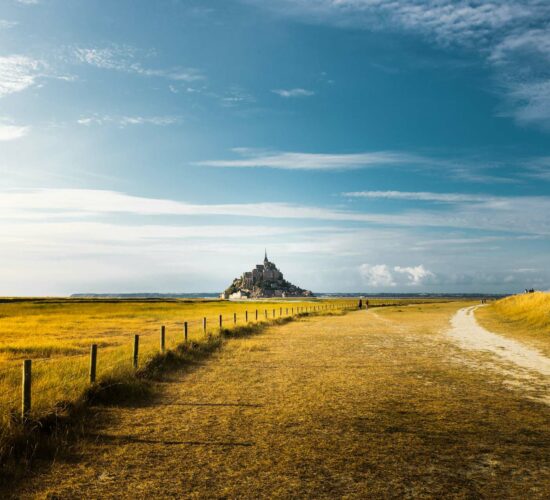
476,292,550,357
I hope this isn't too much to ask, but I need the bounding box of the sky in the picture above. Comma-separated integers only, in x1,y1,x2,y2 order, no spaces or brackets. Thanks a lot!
1,0,549,295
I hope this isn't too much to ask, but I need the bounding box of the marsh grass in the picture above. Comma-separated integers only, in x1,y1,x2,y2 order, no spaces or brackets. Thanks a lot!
476,292,550,356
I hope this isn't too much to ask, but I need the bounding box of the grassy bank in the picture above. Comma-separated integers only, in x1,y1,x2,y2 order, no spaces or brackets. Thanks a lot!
476,292,550,356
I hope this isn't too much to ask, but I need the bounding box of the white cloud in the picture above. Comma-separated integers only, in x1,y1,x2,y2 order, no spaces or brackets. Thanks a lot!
75,46,204,82
0,188,547,294
360,263,435,287
0,20,18,29
196,148,419,170
1,188,549,237
272,88,315,97
0,122,29,141
77,114,181,127
0,55,42,97
394,265,435,285
359,264,396,287
343,190,493,203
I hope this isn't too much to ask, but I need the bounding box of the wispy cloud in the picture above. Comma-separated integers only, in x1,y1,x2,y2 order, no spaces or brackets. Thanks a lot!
196,148,419,170
0,55,42,97
251,0,550,129
272,88,315,98
77,114,181,127
1,188,548,293
0,121,29,141
75,46,204,82
0,20,18,29
1,188,550,236
343,190,494,203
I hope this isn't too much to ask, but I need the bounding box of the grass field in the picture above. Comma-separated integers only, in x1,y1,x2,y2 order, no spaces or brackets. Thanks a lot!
11,301,550,498
0,298,350,423
476,292,550,357
1,296,456,471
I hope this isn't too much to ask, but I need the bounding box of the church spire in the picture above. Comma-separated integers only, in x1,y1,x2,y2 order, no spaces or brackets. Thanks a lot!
264,249,268,264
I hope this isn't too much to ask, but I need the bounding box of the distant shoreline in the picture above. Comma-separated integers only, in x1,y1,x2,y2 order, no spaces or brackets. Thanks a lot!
68,292,510,299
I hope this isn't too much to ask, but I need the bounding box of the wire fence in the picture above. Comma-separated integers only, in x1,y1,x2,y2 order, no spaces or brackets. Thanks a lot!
1,300,358,424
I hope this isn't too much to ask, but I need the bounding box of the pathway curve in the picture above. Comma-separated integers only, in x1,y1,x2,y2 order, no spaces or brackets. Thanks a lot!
448,306,550,377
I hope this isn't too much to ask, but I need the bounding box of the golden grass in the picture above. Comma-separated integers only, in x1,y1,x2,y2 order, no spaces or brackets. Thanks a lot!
0,298,351,423
0,297,454,476
476,292,550,356
14,302,550,498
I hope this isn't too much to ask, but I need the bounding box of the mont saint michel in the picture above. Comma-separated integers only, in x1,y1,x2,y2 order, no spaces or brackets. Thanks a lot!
221,252,313,299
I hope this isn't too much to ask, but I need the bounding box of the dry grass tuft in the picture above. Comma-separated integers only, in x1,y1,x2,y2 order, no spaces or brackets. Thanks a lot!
476,292,550,356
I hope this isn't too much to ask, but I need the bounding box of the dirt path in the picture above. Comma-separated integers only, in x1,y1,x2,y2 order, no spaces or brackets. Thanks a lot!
448,306,550,377
15,306,550,499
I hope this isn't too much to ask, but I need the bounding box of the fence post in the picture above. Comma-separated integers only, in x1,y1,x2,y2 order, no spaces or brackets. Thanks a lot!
160,325,166,353
265,310,268,319
219,314,223,330
273,309,275,318
255,309,258,321
203,317,206,335
280,307,282,316
184,321,188,342
246,311,248,322
133,335,139,369
90,344,98,384
22,359,31,421
234,312,237,325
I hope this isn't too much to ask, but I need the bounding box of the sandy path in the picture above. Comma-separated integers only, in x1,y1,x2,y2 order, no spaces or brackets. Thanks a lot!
448,306,550,377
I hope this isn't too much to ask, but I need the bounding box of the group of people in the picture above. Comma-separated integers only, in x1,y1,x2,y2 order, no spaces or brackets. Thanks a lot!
358,299,369,310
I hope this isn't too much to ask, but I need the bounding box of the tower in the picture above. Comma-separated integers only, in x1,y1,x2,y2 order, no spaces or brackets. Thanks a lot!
264,249,268,265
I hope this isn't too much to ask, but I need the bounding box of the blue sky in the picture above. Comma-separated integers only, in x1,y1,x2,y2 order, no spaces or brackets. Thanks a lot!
1,0,549,295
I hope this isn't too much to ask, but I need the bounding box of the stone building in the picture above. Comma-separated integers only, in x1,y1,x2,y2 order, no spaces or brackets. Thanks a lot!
221,251,313,299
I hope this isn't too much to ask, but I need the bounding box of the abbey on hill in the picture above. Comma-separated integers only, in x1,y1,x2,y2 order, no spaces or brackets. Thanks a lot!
221,251,314,299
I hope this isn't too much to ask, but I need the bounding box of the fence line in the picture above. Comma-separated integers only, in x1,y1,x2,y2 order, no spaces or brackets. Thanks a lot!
17,300,358,419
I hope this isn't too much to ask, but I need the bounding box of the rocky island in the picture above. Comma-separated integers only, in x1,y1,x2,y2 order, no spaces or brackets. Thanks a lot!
221,251,314,299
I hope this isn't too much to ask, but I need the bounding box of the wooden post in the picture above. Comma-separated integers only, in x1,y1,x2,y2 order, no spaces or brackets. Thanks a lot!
160,325,166,353
246,311,248,322
286,308,288,315
203,317,206,334
292,307,294,315
219,314,223,330
22,359,31,420
255,309,258,321
273,309,275,318
264,310,267,319
133,335,139,369
184,321,188,342
234,312,237,325
89,344,98,384
280,307,282,316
